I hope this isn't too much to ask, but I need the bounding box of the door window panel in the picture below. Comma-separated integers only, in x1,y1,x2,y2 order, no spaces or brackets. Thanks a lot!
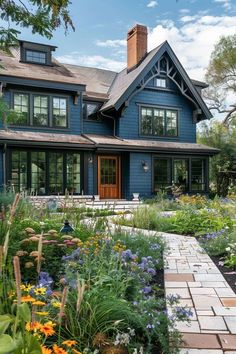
174,159,188,191
66,154,81,194
191,159,205,191
154,159,171,191
10,151,27,192
33,96,48,126
31,152,46,195
100,158,117,185
49,152,64,194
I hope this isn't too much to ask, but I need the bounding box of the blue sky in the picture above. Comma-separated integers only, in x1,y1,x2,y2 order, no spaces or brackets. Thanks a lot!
4,0,236,80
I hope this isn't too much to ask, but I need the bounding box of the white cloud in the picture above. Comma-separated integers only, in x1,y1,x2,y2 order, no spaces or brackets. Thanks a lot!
213,0,232,10
56,53,125,72
148,15,236,80
147,1,158,8
179,8,190,14
96,39,126,48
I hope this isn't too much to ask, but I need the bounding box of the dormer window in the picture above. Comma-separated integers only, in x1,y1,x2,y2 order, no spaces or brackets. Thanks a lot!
155,78,166,88
19,40,57,66
83,101,102,121
25,50,46,64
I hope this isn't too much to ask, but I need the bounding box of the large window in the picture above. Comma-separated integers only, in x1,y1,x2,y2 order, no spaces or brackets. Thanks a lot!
153,157,207,193
25,50,46,64
12,92,68,128
8,150,81,195
140,107,178,137
13,93,29,125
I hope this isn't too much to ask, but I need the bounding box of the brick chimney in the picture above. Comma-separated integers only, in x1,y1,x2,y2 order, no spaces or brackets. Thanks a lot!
127,24,147,71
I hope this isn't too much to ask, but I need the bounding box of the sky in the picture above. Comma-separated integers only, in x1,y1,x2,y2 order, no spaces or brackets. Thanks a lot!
3,0,236,82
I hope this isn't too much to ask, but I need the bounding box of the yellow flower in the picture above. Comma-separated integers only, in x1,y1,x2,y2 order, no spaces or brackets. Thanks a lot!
41,346,52,354
52,301,61,308
25,262,34,268
32,300,46,306
52,345,67,354
24,284,33,292
45,321,56,327
34,287,46,295
62,340,77,347
34,311,49,316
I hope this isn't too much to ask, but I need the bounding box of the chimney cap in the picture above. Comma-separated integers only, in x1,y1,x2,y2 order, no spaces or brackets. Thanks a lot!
127,24,148,39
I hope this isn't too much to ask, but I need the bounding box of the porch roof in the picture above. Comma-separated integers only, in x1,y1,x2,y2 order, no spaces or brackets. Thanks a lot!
0,130,94,148
0,130,219,155
84,134,220,155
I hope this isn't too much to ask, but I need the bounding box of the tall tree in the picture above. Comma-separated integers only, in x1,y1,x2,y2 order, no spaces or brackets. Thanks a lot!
198,119,236,196
0,0,74,51
204,34,236,126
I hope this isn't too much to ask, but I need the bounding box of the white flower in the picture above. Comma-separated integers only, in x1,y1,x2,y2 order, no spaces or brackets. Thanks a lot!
226,247,231,252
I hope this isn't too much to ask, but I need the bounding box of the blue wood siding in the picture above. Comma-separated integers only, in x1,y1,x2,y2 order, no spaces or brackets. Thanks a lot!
0,90,82,134
127,152,152,198
83,119,113,135
117,88,196,143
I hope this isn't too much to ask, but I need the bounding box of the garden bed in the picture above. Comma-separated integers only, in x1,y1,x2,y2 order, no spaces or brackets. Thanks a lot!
210,255,236,294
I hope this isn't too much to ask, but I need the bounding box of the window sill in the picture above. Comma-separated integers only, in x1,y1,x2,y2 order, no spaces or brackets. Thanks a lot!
139,134,179,139
9,125,69,131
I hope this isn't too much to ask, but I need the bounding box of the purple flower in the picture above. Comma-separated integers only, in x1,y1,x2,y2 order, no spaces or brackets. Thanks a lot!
147,268,156,276
146,324,155,329
150,244,160,250
142,286,152,294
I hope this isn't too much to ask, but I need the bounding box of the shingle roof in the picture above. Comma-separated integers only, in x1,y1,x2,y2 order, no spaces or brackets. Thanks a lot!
64,64,117,100
84,134,220,155
0,48,83,86
101,44,163,111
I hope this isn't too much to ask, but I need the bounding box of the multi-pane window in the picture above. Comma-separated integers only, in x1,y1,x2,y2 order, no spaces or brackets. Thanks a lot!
25,50,46,64
140,107,177,137
9,150,81,195
191,159,206,191
83,101,102,121
13,93,29,125
153,157,206,193
33,96,48,126
12,92,68,128
53,97,67,127
155,78,166,88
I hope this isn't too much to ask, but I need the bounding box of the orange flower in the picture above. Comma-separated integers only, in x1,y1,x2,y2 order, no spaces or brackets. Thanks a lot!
40,324,55,337
21,295,35,302
41,346,52,354
72,350,82,354
62,340,77,347
52,345,67,354
25,321,41,331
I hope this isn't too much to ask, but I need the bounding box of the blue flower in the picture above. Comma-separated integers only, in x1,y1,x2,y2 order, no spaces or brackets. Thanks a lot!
147,268,156,276
142,286,152,294
146,324,155,329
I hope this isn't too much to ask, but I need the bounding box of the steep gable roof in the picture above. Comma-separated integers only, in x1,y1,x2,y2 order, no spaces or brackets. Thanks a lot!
101,41,212,121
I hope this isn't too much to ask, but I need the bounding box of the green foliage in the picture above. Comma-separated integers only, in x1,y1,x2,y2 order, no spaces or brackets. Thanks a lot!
0,0,74,50
204,34,236,125
198,120,236,195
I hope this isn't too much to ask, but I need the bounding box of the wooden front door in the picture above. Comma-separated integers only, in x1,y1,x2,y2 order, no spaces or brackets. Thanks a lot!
98,156,121,199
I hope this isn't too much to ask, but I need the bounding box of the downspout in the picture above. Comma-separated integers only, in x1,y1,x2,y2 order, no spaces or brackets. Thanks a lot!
100,111,116,136
2,143,6,192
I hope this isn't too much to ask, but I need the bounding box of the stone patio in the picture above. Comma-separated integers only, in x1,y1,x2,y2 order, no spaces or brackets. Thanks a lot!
163,233,236,353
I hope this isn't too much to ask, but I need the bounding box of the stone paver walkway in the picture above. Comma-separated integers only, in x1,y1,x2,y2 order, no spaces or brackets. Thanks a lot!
163,233,236,354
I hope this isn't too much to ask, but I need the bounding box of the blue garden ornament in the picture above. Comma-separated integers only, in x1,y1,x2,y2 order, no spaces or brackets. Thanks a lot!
60,220,74,234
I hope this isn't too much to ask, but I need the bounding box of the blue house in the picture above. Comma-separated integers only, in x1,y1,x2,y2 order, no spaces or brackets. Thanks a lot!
0,25,218,199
